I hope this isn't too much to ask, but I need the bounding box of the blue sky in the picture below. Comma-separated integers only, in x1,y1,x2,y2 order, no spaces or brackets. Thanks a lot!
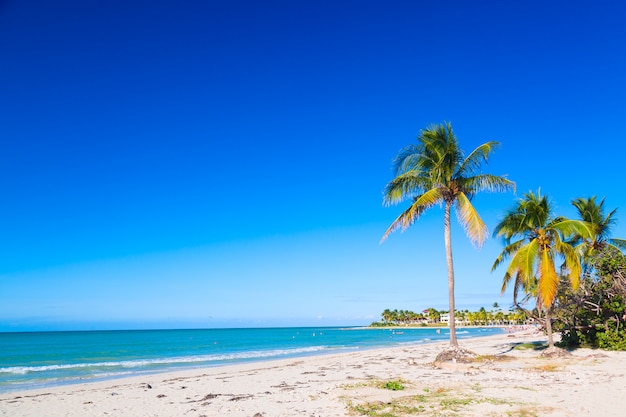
1,0,625,331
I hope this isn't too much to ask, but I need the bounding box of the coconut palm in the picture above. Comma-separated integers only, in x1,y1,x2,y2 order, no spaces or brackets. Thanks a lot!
381,122,515,349
492,190,594,348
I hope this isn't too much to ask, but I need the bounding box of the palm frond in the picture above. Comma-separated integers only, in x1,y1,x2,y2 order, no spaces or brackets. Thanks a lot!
491,239,524,272
551,219,595,241
608,238,626,251
415,187,444,208
558,241,582,290
493,209,528,242
382,171,426,206
391,143,423,175
380,188,442,242
463,174,516,194
456,192,488,247
457,141,499,176
574,241,593,259
538,249,558,308
520,239,539,281
502,244,528,288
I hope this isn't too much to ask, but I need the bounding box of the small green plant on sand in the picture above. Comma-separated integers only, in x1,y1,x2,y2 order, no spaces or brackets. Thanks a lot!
514,342,547,351
382,380,405,391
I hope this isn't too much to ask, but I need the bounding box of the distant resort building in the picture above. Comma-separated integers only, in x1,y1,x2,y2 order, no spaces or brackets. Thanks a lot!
440,313,449,324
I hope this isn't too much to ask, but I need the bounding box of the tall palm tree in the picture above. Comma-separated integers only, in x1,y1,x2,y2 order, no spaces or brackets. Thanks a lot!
492,190,594,348
381,122,515,349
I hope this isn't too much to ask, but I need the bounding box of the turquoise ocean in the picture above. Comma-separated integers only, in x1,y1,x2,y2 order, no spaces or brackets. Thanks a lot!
0,326,503,393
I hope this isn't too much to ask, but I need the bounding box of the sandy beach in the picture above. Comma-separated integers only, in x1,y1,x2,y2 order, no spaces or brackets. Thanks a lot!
2,329,625,417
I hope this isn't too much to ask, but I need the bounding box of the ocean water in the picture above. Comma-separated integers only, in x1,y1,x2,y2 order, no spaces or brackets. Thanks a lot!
0,326,503,393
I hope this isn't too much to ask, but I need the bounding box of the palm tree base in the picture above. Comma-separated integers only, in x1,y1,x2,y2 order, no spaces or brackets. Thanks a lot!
433,346,478,364
540,346,571,358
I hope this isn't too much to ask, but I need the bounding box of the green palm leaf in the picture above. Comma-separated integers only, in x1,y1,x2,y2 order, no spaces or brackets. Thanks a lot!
381,188,442,242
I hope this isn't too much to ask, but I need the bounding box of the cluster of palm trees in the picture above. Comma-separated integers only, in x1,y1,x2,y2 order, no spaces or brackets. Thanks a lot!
382,122,625,352
492,192,625,347
456,306,528,326
461,308,515,326
374,306,529,327
378,307,442,325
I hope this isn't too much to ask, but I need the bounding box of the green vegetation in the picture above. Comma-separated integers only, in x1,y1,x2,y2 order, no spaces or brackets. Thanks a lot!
513,342,547,351
381,122,514,348
555,247,626,350
382,380,405,391
491,190,594,348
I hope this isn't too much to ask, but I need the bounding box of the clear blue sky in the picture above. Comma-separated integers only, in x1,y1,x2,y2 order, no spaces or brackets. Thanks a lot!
1,0,625,331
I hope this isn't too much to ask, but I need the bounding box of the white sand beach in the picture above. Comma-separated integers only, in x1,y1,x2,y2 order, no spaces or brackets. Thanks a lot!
2,329,625,417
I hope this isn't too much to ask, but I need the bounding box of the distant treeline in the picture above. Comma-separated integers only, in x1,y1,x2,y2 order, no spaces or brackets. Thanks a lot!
370,305,528,327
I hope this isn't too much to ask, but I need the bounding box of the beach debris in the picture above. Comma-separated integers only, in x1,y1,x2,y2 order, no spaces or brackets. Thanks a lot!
540,346,572,358
433,346,478,364
156,394,166,398
229,394,254,401
146,383,152,389
252,413,263,417
271,381,296,391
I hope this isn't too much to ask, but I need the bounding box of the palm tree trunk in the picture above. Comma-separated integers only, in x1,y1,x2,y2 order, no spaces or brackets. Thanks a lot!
545,307,554,348
444,201,458,348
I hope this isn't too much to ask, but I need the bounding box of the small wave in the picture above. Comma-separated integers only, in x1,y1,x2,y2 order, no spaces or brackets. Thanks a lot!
0,346,327,375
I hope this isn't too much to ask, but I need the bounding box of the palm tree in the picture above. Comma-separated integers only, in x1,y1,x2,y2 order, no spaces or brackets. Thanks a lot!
381,308,393,324
491,190,594,348
425,307,440,324
381,122,515,349
456,309,466,326
571,196,626,268
477,307,488,325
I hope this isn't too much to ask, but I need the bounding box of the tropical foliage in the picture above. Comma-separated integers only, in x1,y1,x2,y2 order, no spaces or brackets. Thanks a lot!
555,248,626,349
554,197,626,350
381,122,514,348
490,192,626,350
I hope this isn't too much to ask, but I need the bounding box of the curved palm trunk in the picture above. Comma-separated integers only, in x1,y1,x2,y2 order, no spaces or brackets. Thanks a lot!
444,201,458,348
